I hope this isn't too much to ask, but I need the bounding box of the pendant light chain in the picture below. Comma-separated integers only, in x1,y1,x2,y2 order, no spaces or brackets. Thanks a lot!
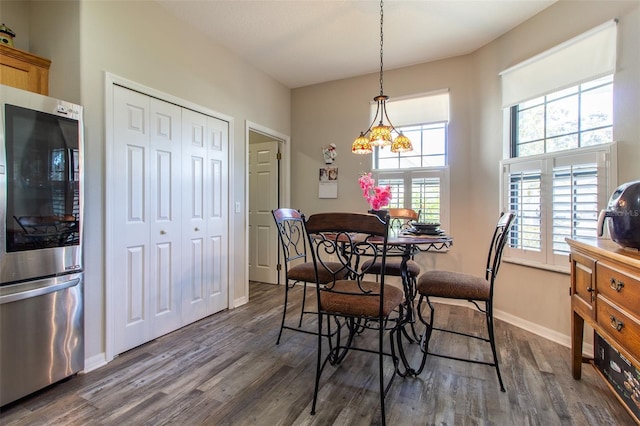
351,0,413,154
379,0,384,96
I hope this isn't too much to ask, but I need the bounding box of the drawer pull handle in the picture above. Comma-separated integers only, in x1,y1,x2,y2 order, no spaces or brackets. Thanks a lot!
609,278,624,292
609,315,624,332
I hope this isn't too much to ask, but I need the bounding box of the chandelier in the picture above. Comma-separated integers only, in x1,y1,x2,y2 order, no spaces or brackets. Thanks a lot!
352,0,413,155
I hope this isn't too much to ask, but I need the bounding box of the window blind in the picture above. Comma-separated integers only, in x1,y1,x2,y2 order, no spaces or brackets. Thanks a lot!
500,20,617,108
372,90,450,127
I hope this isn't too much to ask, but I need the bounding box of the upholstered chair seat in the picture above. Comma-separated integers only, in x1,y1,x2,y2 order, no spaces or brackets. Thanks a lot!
417,270,490,301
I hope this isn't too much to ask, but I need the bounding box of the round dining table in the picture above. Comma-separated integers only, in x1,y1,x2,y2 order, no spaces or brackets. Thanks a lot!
364,228,453,375
316,226,453,376
383,230,453,375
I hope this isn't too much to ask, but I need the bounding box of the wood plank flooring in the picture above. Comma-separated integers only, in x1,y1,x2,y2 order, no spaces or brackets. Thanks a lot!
0,281,636,425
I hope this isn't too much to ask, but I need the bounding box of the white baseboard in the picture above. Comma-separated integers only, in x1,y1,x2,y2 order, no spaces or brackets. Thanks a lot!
234,296,248,308
83,352,108,374
430,298,594,357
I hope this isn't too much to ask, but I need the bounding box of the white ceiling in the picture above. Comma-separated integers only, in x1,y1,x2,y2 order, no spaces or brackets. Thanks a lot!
157,0,556,89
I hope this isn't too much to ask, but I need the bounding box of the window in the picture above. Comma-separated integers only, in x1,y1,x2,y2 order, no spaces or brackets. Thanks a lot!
376,168,448,224
370,92,450,227
500,20,617,271
512,76,613,157
375,122,447,223
503,146,615,268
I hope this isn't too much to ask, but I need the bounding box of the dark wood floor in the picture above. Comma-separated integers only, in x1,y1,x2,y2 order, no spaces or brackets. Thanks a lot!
0,281,636,425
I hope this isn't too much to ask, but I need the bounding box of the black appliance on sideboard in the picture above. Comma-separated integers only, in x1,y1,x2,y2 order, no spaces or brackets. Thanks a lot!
598,180,640,250
0,84,84,406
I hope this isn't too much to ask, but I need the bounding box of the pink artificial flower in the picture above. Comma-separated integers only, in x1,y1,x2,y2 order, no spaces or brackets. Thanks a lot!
358,173,392,210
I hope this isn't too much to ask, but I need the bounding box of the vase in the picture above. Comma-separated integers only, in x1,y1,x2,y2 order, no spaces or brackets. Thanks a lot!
368,209,389,222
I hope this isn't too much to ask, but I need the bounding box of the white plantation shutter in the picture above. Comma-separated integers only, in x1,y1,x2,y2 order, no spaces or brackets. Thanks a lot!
551,163,598,255
379,177,405,208
376,168,449,229
412,176,441,223
504,160,544,264
501,144,615,269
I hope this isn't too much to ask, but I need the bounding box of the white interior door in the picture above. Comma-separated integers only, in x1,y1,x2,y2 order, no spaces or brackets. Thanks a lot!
181,109,229,324
112,86,151,353
110,84,228,355
148,98,183,338
249,141,279,284
112,86,184,353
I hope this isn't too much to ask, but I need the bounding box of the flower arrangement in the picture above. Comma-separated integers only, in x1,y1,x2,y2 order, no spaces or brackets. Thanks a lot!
358,173,392,210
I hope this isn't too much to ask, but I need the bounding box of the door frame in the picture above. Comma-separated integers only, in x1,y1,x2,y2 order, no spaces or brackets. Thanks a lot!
245,121,290,289
104,72,235,363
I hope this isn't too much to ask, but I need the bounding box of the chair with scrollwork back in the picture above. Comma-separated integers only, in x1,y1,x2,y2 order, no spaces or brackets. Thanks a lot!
303,212,404,425
271,208,346,344
414,211,516,391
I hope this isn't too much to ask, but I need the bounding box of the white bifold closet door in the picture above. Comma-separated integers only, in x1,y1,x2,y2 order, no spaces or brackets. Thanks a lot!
181,109,229,325
111,85,228,355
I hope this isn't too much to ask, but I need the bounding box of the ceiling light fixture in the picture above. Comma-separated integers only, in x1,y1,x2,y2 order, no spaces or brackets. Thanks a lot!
352,0,413,155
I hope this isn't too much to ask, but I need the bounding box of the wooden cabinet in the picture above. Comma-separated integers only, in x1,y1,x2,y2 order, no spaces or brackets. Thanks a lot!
0,44,50,95
568,238,640,423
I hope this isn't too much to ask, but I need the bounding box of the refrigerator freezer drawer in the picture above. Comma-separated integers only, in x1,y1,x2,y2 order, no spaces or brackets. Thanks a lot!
0,273,84,406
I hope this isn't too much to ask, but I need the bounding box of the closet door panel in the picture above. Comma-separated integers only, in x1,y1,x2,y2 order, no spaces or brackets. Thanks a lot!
182,110,210,323
149,99,182,337
112,86,151,354
205,117,229,313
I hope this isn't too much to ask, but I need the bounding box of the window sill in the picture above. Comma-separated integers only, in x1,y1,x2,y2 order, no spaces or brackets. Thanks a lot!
503,257,570,275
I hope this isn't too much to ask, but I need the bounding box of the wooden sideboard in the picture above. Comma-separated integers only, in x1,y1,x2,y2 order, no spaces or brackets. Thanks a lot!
0,44,51,95
568,238,640,423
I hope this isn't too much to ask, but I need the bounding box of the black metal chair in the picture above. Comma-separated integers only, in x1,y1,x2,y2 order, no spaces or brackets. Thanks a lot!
304,212,405,425
271,208,345,344
414,212,515,391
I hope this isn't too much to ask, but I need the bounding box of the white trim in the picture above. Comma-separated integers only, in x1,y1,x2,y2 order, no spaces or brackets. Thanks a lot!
82,352,108,373
430,298,593,356
244,120,291,301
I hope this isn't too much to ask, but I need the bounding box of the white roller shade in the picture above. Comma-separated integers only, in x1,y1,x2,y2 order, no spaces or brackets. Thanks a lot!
500,20,617,108
371,90,450,127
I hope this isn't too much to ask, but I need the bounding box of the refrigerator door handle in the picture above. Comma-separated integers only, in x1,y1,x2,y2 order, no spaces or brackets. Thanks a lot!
0,277,80,305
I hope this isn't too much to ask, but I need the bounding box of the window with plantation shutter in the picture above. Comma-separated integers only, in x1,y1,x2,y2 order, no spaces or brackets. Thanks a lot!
376,169,449,229
501,145,615,270
371,91,450,230
500,22,617,271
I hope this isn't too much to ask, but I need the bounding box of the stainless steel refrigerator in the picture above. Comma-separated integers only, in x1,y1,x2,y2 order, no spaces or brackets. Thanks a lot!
0,84,84,406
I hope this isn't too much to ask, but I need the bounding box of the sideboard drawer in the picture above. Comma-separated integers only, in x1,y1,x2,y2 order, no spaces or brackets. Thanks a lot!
596,295,640,362
571,251,596,314
597,261,640,315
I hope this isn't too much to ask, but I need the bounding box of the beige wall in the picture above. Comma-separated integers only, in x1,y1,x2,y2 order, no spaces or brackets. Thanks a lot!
78,0,290,364
290,1,640,345
2,0,291,365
